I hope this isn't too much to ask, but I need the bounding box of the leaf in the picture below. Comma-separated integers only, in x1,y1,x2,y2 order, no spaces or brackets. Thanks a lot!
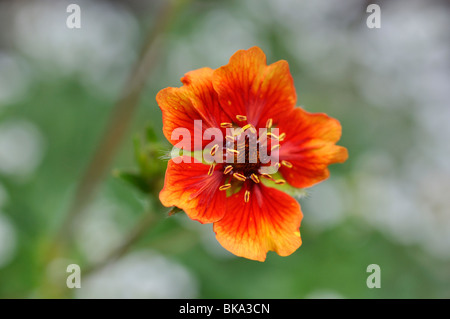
168,206,183,216
145,125,158,143
113,169,150,194
261,175,308,200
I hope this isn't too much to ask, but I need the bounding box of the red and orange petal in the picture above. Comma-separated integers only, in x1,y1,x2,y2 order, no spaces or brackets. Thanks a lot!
212,46,297,128
213,183,303,262
159,156,227,224
277,107,348,188
156,67,232,150
157,46,348,261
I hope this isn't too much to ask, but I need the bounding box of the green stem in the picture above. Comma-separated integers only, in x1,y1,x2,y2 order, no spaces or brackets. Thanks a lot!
40,1,186,295
57,1,178,243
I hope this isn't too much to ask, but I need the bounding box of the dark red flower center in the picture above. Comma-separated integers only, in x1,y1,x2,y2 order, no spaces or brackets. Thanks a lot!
210,116,291,202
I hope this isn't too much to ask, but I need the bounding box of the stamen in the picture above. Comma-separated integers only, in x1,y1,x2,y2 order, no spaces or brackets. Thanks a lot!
207,163,215,176
266,118,273,129
271,144,280,151
210,144,219,156
267,132,279,140
279,132,286,141
244,190,250,203
261,173,275,181
236,115,247,121
250,173,260,183
274,162,281,169
225,135,234,142
281,160,293,168
226,148,240,155
220,122,233,128
219,184,232,191
233,172,246,182
241,124,257,134
275,179,286,185
232,128,243,136
224,165,233,174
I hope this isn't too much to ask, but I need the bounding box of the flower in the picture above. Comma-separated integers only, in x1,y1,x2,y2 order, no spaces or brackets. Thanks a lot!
156,47,348,261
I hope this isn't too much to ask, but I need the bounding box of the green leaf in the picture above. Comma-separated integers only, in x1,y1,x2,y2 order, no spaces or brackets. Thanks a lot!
168,206,184,216
261,176,308,200
113,169,150,194
145,125,158,143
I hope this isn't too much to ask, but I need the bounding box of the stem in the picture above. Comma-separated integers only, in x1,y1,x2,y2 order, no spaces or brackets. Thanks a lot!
38,1,187,297
52,1,179,248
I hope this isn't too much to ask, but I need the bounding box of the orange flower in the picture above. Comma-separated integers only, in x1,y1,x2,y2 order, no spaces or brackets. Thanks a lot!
156,47,348,261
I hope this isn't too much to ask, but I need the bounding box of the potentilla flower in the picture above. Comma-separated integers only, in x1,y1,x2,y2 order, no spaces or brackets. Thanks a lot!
156,47,348,261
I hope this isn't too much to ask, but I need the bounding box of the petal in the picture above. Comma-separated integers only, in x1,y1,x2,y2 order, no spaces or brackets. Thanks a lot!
156,68,232,150
212,46,297,128
213,184,302,261
159,156,226,223
278,107,348,188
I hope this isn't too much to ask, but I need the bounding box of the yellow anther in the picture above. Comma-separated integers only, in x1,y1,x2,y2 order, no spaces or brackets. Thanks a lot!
219,184,232,191
233,172,246,182
267,132,279,140
242,124,257,134
224,165,233,174
271,144,280,151
220,122,233,128
261,173,275,181
266,118,273,129
227,148,240,155
210,144,219,156
281,160,293,168
279,132,286,141
250,173,260,184
275,179,286,185
244,190,250,203
207,163,215,176
225,135,235,142
236,115,247,121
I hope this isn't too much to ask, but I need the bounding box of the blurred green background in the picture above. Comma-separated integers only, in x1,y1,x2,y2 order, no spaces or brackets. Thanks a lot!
0,0,449,298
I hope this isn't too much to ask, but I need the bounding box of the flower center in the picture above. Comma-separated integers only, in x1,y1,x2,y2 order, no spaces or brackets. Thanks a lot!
226,130,260,175
211,117,292,202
